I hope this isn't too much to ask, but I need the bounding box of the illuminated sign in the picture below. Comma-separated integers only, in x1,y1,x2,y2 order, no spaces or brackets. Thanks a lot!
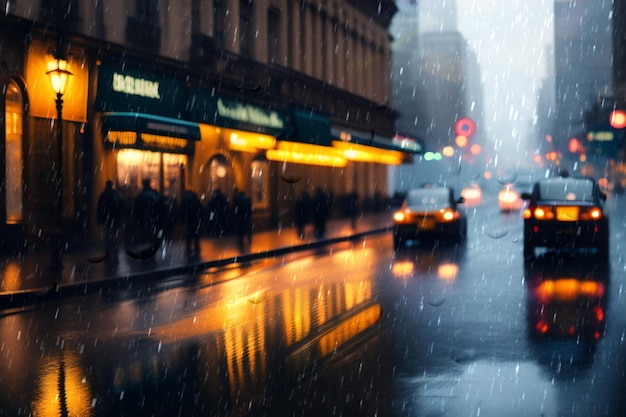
107,131,137,145
586,131,614,142
217,99,284,129
141,133,188,150
112,73,161,99
107,131,189,151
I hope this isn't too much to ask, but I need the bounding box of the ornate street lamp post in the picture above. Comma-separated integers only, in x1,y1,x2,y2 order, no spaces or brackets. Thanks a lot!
46,54,72,270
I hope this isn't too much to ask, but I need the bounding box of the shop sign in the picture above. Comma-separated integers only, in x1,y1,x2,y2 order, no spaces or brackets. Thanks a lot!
216,99,284,130
106,130,190,151
95,62,186,118
112,73,161,99
187,90,289,137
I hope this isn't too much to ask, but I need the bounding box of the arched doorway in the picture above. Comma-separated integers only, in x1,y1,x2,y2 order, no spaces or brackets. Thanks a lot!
5,79,24,224
201,154,235,202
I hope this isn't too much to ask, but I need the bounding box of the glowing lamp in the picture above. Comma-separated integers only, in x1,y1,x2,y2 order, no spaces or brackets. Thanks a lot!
46,58,72,95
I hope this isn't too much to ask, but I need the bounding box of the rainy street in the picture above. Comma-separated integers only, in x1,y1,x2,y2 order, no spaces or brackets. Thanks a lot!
0,186,624,416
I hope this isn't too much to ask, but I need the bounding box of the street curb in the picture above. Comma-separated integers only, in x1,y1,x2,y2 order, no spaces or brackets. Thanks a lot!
0,226,392,309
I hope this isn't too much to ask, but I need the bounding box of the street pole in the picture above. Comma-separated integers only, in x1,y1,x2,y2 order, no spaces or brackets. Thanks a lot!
47,54,72,271
51,91,64,270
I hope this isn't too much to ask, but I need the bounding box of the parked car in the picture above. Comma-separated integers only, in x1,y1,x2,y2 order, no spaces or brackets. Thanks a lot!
392,186,466,250
521,176,609,258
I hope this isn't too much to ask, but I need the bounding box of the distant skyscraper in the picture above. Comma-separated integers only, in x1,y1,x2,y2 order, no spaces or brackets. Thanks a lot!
553,0,613,156
390,0,484,188
418,0,458,33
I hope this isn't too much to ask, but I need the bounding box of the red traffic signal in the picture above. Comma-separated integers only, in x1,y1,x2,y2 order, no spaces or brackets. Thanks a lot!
454,118,476,137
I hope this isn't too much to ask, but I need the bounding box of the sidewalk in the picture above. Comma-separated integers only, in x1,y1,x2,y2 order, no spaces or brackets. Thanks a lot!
0,212,393,307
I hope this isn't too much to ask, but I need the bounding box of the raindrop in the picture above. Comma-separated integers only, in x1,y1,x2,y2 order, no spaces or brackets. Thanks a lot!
428,296,445,306
486,228,508,239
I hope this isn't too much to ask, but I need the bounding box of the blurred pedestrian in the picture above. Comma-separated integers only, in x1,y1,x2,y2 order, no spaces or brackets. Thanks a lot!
313,187,329,238
207,189,229,237
180,189,204,256
347,190,359,229
295,191,311,239
233,191,253,248
131,179,165,245
96,180,123,262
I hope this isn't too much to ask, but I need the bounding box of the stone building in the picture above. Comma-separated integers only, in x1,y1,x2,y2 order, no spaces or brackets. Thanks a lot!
0,0,417,249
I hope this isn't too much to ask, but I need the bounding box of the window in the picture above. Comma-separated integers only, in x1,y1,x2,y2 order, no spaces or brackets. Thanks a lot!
251,158,269,209
268,7,280,64
5,80,23,223
116,149,187,198
137,0,159,24
213,0,225,49
239,0,252,57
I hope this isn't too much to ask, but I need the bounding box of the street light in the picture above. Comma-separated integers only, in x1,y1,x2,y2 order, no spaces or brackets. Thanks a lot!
46,55,72,270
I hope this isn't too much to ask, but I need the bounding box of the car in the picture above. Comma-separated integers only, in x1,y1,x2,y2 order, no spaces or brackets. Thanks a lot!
460,183,483,207
498,183,525,211
392,186,467,250
521,176,609,258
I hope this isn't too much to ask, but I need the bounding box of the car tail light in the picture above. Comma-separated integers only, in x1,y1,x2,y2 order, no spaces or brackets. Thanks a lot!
536,320,549,334
531,206,554,220
581,207,602,220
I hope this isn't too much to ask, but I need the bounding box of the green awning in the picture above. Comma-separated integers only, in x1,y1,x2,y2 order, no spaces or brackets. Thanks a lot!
102,112,200,141
291,110,332,146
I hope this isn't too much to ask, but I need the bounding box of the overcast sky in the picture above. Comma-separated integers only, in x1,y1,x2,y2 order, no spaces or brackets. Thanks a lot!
456,0,554,168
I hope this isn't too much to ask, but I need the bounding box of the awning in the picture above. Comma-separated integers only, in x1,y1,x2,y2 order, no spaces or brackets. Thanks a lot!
102,112,201,141
291,110,333,146
330,127,422,165
331,127,423,154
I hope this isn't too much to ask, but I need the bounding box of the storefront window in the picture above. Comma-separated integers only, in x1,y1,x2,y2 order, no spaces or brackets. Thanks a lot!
116,148,187,198
163,153,186,200
251,159,269,209
5,80,23,223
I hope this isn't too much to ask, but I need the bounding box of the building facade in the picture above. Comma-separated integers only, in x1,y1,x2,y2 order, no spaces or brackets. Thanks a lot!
553,0,613,164
0,0,415,249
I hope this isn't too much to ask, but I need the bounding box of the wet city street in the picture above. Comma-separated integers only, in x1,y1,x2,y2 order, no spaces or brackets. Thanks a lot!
1,188,626,416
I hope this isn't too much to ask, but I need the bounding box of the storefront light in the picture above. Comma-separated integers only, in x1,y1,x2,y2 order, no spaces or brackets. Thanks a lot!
332,140,403,165
266,141,347,167
228,131,276,153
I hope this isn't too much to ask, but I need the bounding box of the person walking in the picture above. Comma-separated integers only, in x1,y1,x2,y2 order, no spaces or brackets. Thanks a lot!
312,187,329,238
346,190,360,230
207,189,229,237
294,191,311,239
131,179,165,246
180,189,204,256
96,180,123,262
233,190,253,249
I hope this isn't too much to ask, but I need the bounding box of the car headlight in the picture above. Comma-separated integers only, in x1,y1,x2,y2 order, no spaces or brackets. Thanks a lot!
442,210,456,221
393,211,406,222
